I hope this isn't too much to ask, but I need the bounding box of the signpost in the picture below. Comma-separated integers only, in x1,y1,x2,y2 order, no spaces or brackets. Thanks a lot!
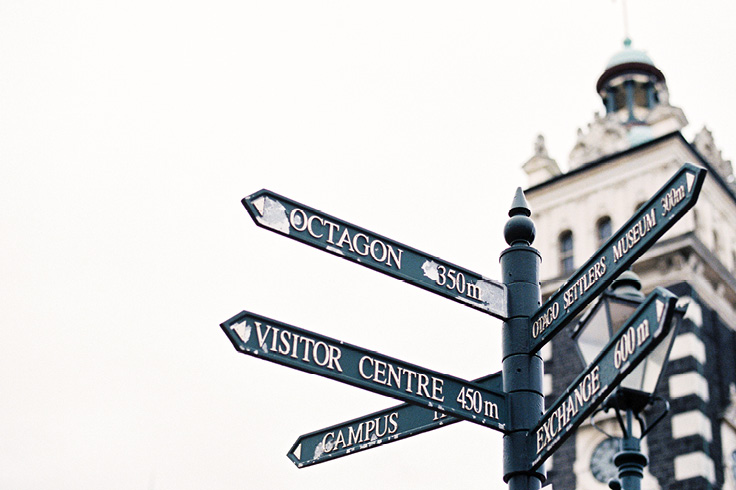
288,372,502,468
529,163,705,353
221,311,508,431
528,288,677,471
242,190,508,320
222,163,707,489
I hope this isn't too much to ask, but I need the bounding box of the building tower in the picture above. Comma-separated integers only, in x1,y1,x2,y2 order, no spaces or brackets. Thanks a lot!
523,40,736,490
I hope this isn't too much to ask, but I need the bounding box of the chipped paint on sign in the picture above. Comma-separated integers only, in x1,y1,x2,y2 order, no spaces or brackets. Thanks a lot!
421,260,440,282
230,321,251,344
313,441,325,459
477,279,507,312
252,196,290,234
326,246,344,256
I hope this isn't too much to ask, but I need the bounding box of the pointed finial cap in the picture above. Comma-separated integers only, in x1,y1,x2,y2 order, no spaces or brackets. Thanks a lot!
504,188,535,246
509,187,532,217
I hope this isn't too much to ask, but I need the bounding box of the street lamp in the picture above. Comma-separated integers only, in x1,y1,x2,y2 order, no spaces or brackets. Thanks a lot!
570,270,686,490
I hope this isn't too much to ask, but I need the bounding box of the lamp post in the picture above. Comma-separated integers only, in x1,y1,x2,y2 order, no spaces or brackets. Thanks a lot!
570,270,685,490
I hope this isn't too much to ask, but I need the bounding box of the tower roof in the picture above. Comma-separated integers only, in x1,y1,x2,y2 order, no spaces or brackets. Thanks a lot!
605,38,654,68
597,38,665,93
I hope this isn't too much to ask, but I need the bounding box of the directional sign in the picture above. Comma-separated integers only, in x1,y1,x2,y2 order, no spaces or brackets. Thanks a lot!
288,372,502,468
529,163,705,353
242,190,508,320
221,311,508,431
528,287,678,470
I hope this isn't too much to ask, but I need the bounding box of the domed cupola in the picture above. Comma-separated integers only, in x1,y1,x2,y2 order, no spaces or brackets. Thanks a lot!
596,38,666,126
540,37,689,171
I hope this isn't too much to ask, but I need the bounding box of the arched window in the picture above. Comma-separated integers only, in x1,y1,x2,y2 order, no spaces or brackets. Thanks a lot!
597,216,612,247
559,230,574,276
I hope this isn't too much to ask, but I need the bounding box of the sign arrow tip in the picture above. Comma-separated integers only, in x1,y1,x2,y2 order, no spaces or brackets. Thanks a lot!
251,196,266,216
656,299,665,321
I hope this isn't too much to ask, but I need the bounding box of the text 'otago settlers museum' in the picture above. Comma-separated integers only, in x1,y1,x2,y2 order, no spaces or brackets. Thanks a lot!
531,180,690,342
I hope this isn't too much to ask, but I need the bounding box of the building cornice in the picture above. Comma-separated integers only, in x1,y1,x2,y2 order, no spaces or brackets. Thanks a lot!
526,131,736,206
540,232,736,327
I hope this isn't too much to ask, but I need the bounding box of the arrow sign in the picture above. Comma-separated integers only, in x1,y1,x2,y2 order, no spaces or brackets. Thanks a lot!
221,311,508,431
242,190,507,320
287,372,502,468
528,287,678,471
529,163,705,353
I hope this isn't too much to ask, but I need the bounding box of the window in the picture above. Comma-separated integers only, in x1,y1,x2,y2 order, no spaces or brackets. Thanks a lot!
559,230,574,276
597,217,612,247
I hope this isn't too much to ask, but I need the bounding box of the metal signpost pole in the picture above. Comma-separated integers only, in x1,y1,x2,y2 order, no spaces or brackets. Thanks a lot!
612,412,647,490
500,189,545,490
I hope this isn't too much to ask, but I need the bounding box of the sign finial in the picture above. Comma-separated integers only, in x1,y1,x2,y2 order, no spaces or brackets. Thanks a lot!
504,187,535,246
509,187,531,217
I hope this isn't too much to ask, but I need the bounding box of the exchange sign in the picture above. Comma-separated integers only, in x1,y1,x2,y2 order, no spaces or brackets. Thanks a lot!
242,190,507,320
528,287,678,470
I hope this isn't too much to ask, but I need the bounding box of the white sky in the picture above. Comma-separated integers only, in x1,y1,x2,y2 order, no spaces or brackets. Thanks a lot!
2,1,735,489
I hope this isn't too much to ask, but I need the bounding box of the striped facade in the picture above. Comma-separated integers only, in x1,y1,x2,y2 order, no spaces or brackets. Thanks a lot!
522,41,736,490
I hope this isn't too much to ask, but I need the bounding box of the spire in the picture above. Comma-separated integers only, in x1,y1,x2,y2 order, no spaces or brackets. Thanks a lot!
620,0,630,44
522,134,561,186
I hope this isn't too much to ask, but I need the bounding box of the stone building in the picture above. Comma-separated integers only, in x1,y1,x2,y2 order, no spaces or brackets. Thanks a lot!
523,39,736,490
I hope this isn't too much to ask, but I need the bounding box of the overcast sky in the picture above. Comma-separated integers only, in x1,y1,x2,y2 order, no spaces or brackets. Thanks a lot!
2,1,735,489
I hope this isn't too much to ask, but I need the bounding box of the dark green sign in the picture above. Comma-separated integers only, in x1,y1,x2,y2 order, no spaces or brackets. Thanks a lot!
528,287,677,470
221,311,508,431
287,372,502,468
529,163,705,353
242,190,507,320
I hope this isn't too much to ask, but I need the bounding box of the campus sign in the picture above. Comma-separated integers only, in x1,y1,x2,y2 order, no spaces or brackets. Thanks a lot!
287,372,502,468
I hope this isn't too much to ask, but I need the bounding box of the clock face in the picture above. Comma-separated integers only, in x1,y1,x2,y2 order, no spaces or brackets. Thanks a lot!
590,438,621,483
